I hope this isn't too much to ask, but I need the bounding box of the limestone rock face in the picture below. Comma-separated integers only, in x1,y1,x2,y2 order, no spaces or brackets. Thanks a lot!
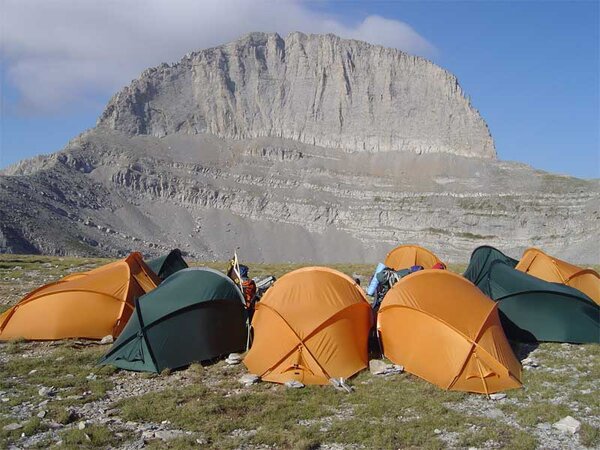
98,32,495,158
1,33,598,264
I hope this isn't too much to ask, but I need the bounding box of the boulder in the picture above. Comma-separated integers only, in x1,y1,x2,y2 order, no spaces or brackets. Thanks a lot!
100,335,114,344
553,416,581,434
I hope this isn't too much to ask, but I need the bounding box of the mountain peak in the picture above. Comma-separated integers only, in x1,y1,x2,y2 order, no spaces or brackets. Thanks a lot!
98,33,495,158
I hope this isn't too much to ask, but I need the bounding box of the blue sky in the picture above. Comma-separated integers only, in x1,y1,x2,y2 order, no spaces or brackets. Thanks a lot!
1,0,598,178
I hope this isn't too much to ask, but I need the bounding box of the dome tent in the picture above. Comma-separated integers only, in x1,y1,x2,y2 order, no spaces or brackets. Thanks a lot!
476,261,599,344
463,245,518,286
378,270,522,394
515,248,599,304
384,245,442,271
464,246,599,343
244,267,372,385
0,253,159,341
145,248,189,281
100,268,247,373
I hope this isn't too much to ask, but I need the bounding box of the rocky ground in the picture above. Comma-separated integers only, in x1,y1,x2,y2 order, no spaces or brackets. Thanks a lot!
1,255,599,449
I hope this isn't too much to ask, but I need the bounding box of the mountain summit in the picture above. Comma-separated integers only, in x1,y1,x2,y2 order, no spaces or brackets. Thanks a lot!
98,32,495,158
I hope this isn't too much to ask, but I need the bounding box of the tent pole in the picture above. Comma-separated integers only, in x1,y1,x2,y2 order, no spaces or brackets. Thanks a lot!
475,354,490,398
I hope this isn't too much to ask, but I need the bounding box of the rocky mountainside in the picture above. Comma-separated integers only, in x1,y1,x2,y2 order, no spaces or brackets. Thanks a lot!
1,33,598,263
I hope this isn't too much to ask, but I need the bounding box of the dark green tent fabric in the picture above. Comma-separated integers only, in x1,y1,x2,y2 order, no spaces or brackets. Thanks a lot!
99,267,247,372
463,245,518,286
145,249,188,281
476,260,599,344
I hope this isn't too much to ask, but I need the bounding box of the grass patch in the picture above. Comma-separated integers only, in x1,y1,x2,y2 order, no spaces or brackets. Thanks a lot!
1,255,598,449
580,423,600,448
60,424,118,448
457,425,537,449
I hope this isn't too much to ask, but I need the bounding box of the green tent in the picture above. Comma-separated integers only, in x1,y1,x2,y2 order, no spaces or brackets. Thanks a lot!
463,245,518,286
99,267,247,372
465,249,599,344
145,249,188,280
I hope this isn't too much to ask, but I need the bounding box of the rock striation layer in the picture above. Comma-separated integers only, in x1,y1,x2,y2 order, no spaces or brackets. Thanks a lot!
1,33,598,263
98,32,495,158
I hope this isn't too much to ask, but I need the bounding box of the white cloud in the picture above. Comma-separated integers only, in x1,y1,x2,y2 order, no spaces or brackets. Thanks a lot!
1,0,436,114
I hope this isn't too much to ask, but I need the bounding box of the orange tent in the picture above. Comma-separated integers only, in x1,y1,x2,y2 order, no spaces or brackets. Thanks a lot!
378,270,522,394
384,244,442,270
515,248,599,304
244,267,373,385
0,253,159,341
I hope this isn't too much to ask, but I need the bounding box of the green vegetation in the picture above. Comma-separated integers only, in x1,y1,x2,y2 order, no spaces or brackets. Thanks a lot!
60,424,119,448
0,255,598,449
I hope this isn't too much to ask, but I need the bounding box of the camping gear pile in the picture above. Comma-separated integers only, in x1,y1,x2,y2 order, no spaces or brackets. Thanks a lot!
0,244,598,396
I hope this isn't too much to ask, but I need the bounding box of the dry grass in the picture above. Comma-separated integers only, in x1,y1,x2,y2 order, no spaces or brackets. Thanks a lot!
0,255,598,449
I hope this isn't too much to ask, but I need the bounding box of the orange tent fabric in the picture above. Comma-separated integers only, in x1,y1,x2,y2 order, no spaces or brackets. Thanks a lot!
515,248,599,304
0,253,159,341
378,270,522,394
244,267,373,385
384,244,442,270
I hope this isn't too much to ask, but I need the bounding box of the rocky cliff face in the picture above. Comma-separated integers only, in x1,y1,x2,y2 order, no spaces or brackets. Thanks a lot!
98,32,495,158
1,33,597,263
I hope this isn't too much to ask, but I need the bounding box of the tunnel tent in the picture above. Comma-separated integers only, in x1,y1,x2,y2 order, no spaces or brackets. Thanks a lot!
145,248,189,281
515,248,599,304
384,245,442,271
377,270,522,394
463,245,519,287
0,253,160,341
99,267,248,373
477,261,599,344
244,267,373,385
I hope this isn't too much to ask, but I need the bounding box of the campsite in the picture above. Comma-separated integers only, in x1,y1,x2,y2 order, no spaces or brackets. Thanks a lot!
2,3,598,449
0,250,598,449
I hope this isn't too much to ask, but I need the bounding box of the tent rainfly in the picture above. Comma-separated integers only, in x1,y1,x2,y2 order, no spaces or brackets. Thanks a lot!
99,267,247,372
244,267,373,385
378,270,522,394
475,261,599,344
464,245,600,343
384,245,442,271
145,248,189,281
463,245,519,286
0,253,159,341
515,248,599,304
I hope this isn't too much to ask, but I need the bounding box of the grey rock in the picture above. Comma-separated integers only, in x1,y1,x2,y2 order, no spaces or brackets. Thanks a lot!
239,374,260,386
284,380,305,389
106,408,120,416
38,386,56,397
37,410,46,419
369,359,404,376
225,353,242,365
78,421,86,430
522,357,539,369
485,408,504,419
143,429,188,441
0,34,597,264
552,416,581,434
489,393,507,400
3,422,23,431
100,335,114,344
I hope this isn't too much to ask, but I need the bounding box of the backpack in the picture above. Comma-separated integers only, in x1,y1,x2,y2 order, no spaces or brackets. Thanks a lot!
241,277,257,309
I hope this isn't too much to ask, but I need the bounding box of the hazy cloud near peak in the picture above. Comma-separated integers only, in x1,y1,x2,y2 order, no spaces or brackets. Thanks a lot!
1,0,436,115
